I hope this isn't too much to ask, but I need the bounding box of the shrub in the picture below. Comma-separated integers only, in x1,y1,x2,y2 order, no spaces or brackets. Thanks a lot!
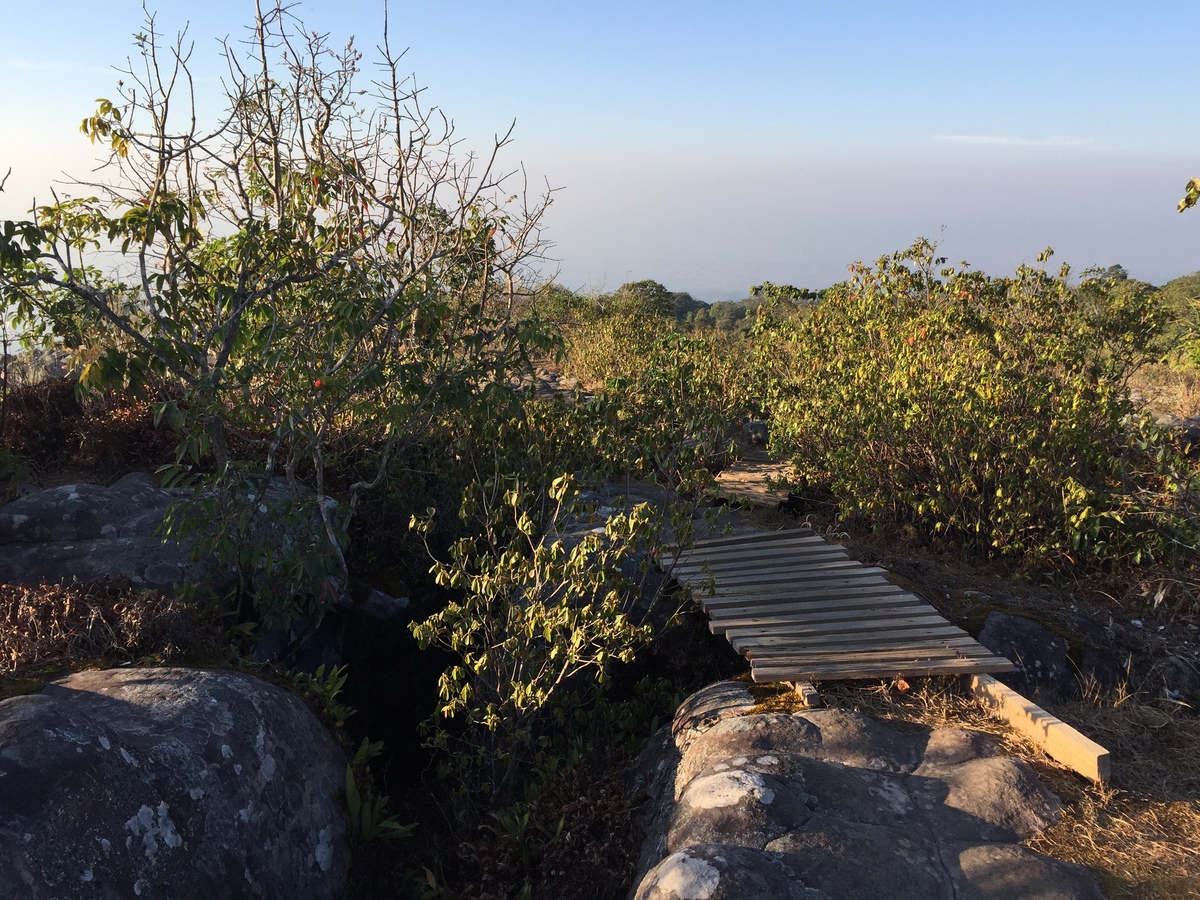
761,239,1197,565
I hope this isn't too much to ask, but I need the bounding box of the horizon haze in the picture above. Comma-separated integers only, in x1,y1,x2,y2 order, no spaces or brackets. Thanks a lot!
1,1,1197,301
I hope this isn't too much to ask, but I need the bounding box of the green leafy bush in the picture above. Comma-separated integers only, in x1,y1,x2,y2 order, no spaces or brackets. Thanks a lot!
761,239,1197,565
409,473,663,798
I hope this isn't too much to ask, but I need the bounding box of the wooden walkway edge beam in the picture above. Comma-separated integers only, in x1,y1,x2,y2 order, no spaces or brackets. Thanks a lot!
966,674,1111,783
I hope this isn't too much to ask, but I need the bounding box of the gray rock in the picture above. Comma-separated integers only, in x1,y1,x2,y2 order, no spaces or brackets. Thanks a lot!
0,474,178,544
951,842,1107,899
670,680,756,755
0,476,205,596
633,683,1104,900
978,612,1074,695
792,708,922,772
669,769,812,852
768,815,951,900
674,714,823,797
634,843,829,900
0,667,349,899
0,536,211,593
909,756,1062,842
0,475,319,601
353,589,410,620
917,726,998,768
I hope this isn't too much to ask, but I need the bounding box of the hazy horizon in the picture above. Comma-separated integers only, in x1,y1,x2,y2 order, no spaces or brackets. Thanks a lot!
1,1,1197,302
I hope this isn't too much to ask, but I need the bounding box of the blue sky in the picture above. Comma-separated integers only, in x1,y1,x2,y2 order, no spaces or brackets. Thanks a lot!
2,1,1198,300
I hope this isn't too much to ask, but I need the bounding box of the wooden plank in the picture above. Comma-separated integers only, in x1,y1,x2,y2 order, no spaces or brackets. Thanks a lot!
675,549,847,569
747,648,1002,669
706,592,923,619
708,598,929,621
703,588,915,608
752,661,1014,682
690,576,899,597
703,584,901,604
742,637,985,657
712,598,936,621
685,560,868,584
792,682,821,708
747,646,971,664
752,656,1016,682
666,525,1015,690
723,623,969,646
702,583,909,604
967,674,1110,782
709,601,931,628
731,629,972,651
696,566,892,595
738,640,985,659
679,536,839,558
733,637,981,658
714,612,955,636
671,546,841,568
705,609,940,628
700,580,902,609
705,594,925,619
747,640,1008,665
689,529,822,550
672,547,851,570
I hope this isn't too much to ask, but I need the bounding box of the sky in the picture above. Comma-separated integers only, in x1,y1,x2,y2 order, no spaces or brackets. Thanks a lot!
1,1,1198,301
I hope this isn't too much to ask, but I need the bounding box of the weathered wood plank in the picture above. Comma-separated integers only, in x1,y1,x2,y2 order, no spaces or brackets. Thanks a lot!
966,674,1110,782
700,583,909,605
705,593,924,619
752,656,1016,682
706,560,876,580
707,603,927,626
705,607,940,628
720,619,964,643
708,601,930,628
678,537,841,559
745,642,997,663
720,619,955,643
668,524,1014,685
694,568,891,590
696,588,907,619
672,548,851,572
746,646,972,664
723,624,970,646
689,529,822,550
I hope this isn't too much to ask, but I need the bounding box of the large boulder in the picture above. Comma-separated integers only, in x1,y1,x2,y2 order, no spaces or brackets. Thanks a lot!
632,680,1104,900
0,667,349,899
0,473,323,601
0,474,215,595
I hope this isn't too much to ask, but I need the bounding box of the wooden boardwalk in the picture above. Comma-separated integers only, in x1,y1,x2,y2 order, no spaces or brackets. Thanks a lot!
713,448,791,507
668,528,1015,684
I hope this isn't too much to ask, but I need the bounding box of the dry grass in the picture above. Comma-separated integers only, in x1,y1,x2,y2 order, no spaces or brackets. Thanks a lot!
1129,364,1200,420
1027,690,1200,899
0,581,227,683
747,676,1200,899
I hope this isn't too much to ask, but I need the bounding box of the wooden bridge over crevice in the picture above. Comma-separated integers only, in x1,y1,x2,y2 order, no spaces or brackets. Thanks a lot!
667,527,1014,683
664,448,1112,782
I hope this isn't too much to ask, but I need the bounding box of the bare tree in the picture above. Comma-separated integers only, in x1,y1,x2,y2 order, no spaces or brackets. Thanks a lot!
0,1,556,621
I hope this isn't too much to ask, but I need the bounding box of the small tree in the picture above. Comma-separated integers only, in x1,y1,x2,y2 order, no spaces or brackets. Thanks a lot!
1179,177,1200,213
0,3,555,623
